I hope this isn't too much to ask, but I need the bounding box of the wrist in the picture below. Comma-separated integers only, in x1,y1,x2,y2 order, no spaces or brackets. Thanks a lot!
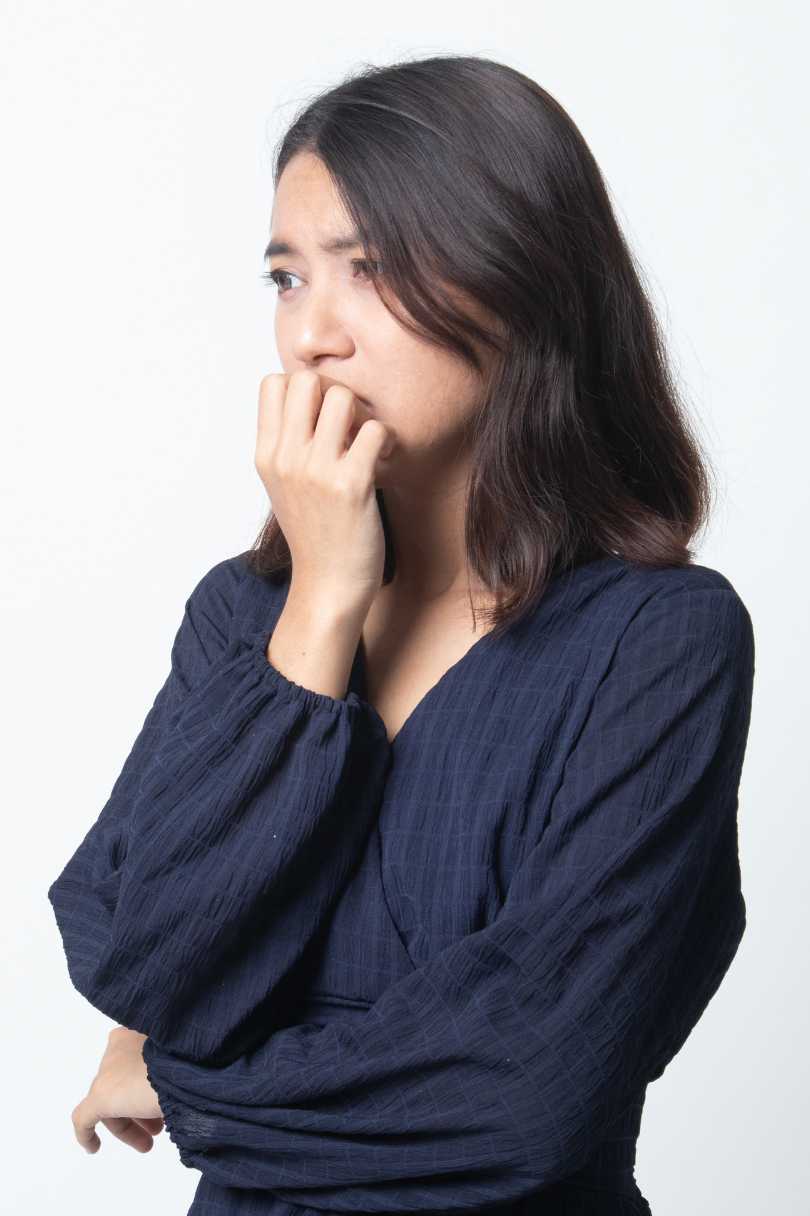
266,584,365,702
287,577,372,632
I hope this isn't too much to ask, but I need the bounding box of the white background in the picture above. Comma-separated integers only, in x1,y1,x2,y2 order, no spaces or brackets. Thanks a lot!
2,2,806,1212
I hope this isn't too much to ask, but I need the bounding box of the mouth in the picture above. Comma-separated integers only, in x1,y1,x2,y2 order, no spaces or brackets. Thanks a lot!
317,376,372,409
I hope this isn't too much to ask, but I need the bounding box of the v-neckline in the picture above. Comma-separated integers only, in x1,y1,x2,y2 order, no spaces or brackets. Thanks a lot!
350,623,499,749
269,555,621,748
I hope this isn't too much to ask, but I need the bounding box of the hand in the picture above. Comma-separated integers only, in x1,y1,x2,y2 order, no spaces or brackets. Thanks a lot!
71,1027,165,1154
255,370,397,614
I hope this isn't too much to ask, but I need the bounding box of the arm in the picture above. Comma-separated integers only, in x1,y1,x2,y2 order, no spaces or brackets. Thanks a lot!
47,554,241,1020
48,558,391,1063
141,584,755,1211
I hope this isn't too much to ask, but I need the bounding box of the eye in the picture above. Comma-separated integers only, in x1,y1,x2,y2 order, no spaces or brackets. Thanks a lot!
261,268,302,295
260,258,384,297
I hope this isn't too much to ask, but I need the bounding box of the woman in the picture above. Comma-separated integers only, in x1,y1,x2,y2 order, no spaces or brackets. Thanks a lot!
48,54,755,1215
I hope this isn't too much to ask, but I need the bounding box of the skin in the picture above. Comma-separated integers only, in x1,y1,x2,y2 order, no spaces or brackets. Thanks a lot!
268,150,501,617
72,1028,163,1153
74,150,505,1155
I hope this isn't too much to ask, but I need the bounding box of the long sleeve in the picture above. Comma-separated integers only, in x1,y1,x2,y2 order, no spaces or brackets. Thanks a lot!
141,583,755,1212
47,557,392,1062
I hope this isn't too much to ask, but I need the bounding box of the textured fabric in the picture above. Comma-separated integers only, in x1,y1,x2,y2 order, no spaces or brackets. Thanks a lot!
47,551,755,1215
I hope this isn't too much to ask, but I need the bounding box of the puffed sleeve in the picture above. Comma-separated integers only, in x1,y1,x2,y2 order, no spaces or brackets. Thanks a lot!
47,556,392,1062
140,583,755,1212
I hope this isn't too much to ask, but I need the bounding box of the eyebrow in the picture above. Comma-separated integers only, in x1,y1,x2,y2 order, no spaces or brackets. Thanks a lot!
264,231,364,260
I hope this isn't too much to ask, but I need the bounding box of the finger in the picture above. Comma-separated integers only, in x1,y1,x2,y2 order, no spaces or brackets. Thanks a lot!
278,370,325,458
134,1116,165,1135
312,387,368,461
101,1116,155,1153
344,417,397,472
256,372,288,459
72,1098,101,1153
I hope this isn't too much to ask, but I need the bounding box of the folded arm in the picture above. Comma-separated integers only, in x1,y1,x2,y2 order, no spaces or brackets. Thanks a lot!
47,557,391,1061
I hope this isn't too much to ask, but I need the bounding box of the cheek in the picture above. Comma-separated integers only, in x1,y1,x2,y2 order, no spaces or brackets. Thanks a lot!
384,391,478,453
273,319,291,366
396,346,479,406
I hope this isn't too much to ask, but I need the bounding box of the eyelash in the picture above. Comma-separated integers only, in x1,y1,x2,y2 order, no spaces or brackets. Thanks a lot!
261,259,384,296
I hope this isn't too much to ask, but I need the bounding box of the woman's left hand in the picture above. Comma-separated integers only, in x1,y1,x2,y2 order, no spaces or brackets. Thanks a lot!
72,1026,165,1154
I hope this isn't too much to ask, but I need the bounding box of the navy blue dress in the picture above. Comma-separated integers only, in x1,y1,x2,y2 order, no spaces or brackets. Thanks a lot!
47,550,755,1215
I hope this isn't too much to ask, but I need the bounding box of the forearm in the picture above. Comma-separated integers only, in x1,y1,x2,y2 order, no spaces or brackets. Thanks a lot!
266,577,366,701
51,612,391,1059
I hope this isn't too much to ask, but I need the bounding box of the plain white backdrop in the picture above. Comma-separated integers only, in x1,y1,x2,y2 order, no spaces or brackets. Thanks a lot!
2,2,806,1212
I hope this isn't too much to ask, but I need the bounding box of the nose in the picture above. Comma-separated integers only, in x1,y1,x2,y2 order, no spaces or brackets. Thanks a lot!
287,292,355,367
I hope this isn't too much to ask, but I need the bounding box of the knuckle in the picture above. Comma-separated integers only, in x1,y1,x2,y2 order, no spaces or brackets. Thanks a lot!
334,471,363,501
304,466,329,493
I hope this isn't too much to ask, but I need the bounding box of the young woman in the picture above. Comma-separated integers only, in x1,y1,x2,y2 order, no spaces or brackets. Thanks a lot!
48,54,755,1216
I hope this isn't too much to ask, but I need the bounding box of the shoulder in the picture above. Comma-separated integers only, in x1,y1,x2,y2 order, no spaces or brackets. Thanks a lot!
551,556,754,686
593,559,755,692
618,560,753,646
548,561,757,775
571,556,749,622
183,548,289,641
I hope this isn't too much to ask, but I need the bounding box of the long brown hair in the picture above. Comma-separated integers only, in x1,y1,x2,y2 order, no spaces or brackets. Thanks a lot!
246,53,716,640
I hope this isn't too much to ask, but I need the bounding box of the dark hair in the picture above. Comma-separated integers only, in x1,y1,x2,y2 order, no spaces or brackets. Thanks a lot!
246,53,717,639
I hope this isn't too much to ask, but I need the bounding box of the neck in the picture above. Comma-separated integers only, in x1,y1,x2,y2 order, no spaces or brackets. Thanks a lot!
377,468,492,611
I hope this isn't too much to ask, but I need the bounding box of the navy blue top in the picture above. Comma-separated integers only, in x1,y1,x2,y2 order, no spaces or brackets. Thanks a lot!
47,551,755,1216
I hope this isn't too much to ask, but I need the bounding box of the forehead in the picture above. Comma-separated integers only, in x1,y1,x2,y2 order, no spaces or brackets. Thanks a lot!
264,230,364,260
269,152,360,256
